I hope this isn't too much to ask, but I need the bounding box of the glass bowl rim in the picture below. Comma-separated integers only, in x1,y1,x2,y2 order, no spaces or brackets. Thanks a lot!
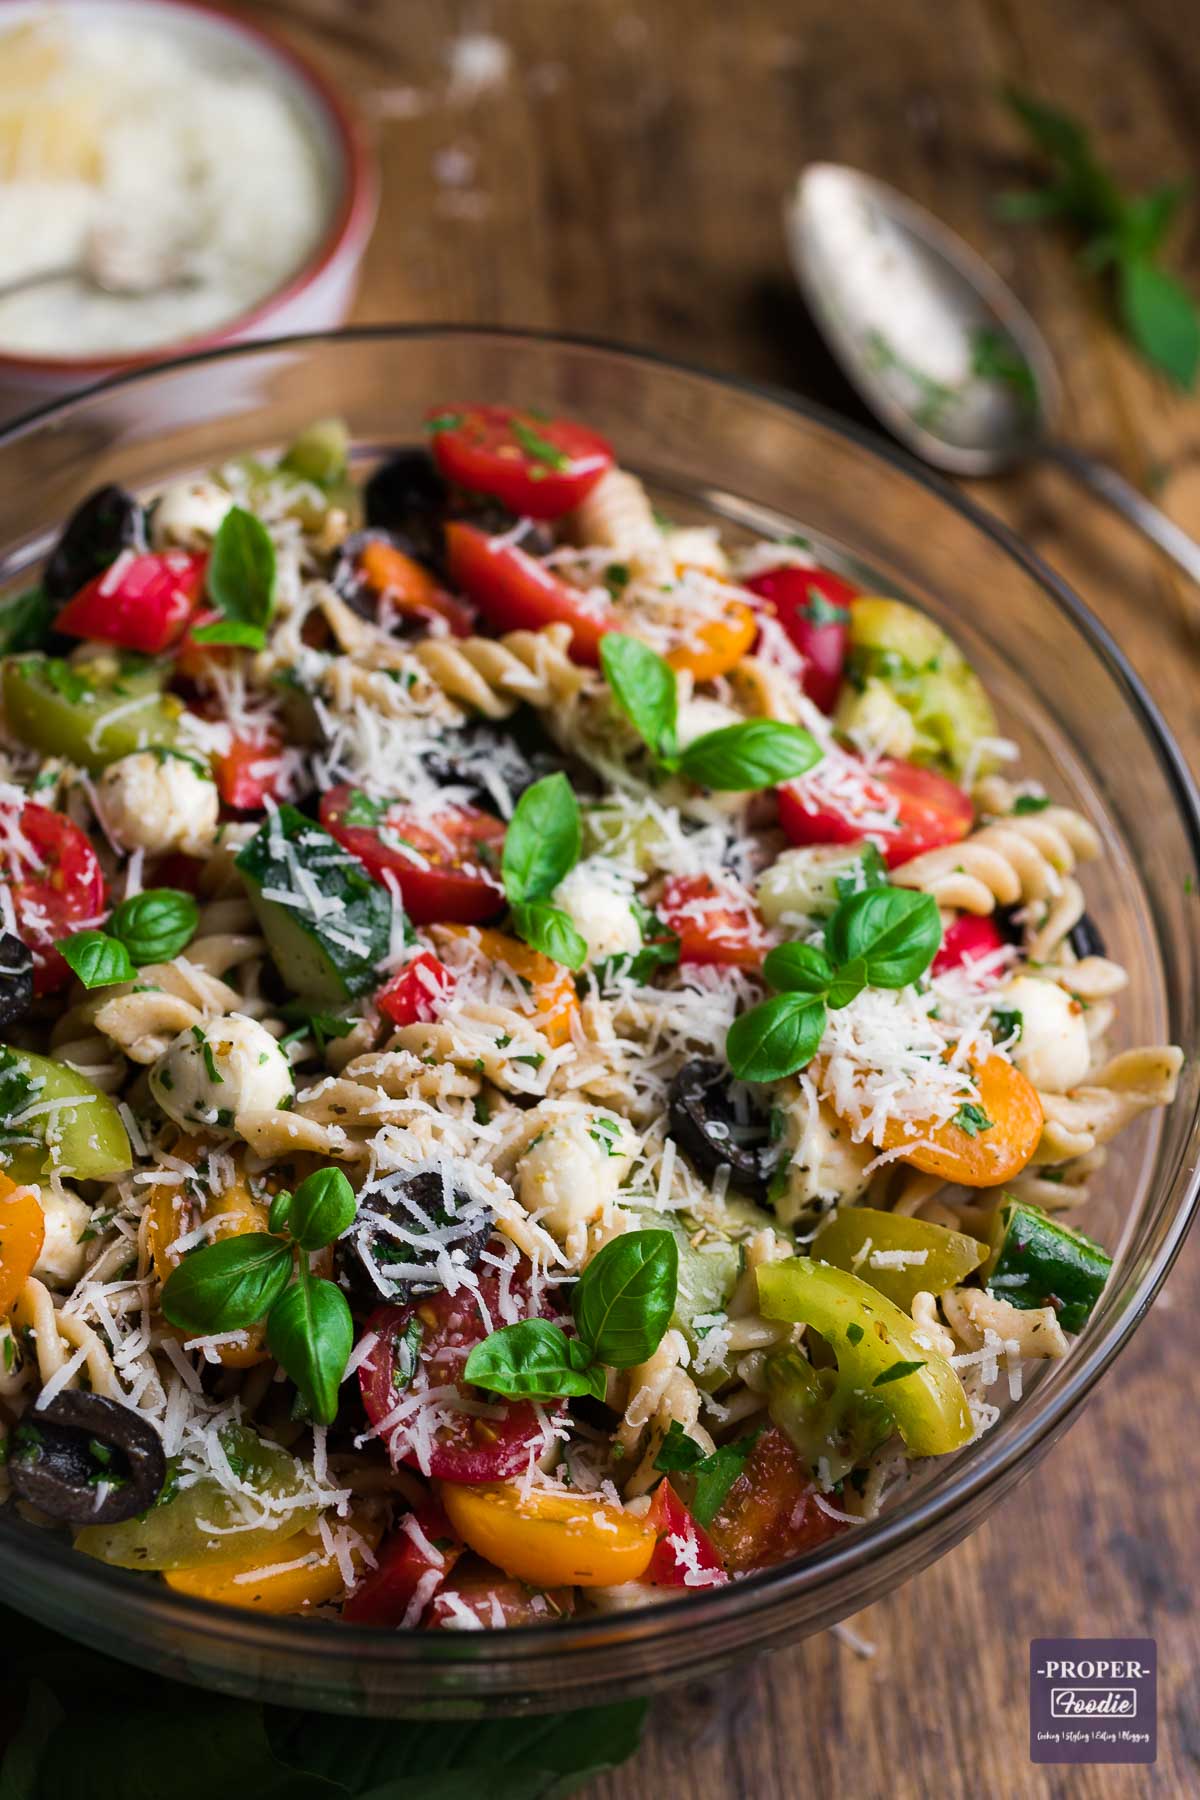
1,322,1198,1671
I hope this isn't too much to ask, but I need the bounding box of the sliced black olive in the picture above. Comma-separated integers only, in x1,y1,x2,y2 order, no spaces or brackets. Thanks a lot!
1068,912,1107,960
44,485,146,603
337,1169,494,1311
0,932,34,1029
363,449,450,569
993,904,1026,945
669,1059,772,1195
420,718,592,813
6,1391,166,1525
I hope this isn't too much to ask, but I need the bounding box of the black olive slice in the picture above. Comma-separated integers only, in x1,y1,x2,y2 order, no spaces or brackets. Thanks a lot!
0,932,34,1029
363,449,450,569
7,1391,167,1524
1067,912,1107,960
337,1169,494,1311
44,485,146,604
669,1059,772,1195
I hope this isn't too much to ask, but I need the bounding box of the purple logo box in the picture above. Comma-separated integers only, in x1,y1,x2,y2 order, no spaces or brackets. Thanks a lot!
1030,1639,1156,1764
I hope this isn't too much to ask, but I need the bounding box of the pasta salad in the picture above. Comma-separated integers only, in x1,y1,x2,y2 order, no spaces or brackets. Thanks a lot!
0,408,1180,1628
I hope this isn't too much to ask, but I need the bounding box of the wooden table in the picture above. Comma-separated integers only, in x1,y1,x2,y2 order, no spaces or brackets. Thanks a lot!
259,3,1200,1791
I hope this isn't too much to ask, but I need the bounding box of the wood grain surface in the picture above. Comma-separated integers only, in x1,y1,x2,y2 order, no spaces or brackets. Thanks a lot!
253,2,1200,1791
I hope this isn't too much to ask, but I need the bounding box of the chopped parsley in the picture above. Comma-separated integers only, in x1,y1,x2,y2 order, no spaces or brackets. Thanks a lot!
953,1102,994,1138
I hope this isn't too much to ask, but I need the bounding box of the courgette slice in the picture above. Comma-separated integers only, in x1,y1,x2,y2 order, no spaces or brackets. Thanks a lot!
984,1197,1112,1333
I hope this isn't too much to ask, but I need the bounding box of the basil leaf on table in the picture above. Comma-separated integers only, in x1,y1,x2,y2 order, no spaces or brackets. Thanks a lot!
510,898,587,970
1118,257,1200,391
599,632,678,763
500,771,581,903
823,886,942,988
58,929,137,990
192,505,277,649
266,1275,354,1426
677,719,822,791
161,1233,293,1334
287,1165,357,1252
463,1319,606,1401
107,887,199,965
726,992,828,1083
571,1227,678,1368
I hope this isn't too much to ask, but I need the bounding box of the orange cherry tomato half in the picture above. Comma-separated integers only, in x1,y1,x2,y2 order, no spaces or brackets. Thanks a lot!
704,1426,848,1575
441,925,579,1047
881,1054,1044,1187
148,1150,274,1368
343,534,475,637
444,521,618,665
0,1174,45,1313
429,405,613,520
439,1481,657,1588
665,597,757,683
164,1512,382,1613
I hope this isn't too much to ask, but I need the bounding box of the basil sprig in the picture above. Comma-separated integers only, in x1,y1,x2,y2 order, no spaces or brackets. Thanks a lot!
160,1166,357,1424
463,1228,679,1402
727,885,942,1082
599,632,821,791
60,888,199,990
191,506,277,650
501,772,587,970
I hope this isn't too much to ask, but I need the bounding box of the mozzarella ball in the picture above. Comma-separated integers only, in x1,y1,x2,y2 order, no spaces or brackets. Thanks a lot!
31,1185,93,1289
96,749,218,856
150,1013,293,1133
1001,974,1091,1093
674,696,744,751
552,861,641,964
518,1111,636,1245
151,479,234,551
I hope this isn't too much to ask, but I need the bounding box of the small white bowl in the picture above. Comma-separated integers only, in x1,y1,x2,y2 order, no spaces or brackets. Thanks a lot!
0,0,377,413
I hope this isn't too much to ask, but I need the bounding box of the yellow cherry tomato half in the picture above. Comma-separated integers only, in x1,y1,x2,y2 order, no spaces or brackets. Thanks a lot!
147,1141,274,1368
0,1172,44,1313
882,1055,1044,1187
440,1481,657,1588
666,597,757,683
442,926,579,1048
163,1512,382,1614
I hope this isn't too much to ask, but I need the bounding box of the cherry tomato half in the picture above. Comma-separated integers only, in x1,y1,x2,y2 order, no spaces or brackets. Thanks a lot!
0,1175,45,1314
666,597,758,684
429,406,613,520
444,522,619,666
0,801,107,994
212,727,287,813
358,1266,559,1483
425,1567,575,1629
349,536,475,638
880,1054,1043,1187
745,564,855,714
931,912,1006,978
441,925,580,1047
646,1480,728,1589
777,755,973,869
704,1426,848,1575
439,1481,657,1588
55,551,207,655
320,788,506,927
658,873,768,969
376,951,456,1027
343,1502,463,1628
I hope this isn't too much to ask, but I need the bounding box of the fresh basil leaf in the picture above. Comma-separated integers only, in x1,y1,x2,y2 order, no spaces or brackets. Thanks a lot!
571,1228,678,1369
678,720,822,791
161,1234,292,1334
726,993,827,1083
463,1319,605,1400
59,930,137,990
653,1419,762,1528
510,899,587,970
761,941,833,996
598,633,678,763
825,958,867,1010
501,772,581,904
0,586,55,656
288,1166,357,1251
267,1189,293,1236
1118,256,1200,390
203,505,277,645
278,1003,355,1053
824,886,942,989
653,1418,707,1472
107,887,199,965
266,1275,353,1426
1012,793,1050,815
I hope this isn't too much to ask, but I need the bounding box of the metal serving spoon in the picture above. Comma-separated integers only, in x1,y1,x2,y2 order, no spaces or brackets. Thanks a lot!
0,223,201,304
786,163,1200,585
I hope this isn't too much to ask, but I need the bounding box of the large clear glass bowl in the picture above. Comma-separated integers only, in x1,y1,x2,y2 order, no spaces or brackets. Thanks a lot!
1,329,1197,1717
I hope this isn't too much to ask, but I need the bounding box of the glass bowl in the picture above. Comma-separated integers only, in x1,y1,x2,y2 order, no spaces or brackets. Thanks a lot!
1,329,1197,1717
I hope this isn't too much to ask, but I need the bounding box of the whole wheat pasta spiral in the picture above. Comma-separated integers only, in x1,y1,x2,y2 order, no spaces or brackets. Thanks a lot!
891,807,1101,914
411,623,585,719
1036,1045,1183,1163
9,1277,123,1398
942,1286,1069,1360
617,1328,714,1496
91,959,242,1065
569,467,674,583
237,1050,478,1161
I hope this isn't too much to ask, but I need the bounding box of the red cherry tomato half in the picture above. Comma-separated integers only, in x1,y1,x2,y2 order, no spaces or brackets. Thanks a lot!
425,1569,575,1630
343,1502,463,1628
358,1266,559,1483
931,912,1006,977
658,873,768,969
429,405,613,520
745,564,855,714
212,728,287,813
321,787,506,926
777,755,973,869
376,951,456,1027
704,1427,849,1576
444,521,619,666
55,551,207,655
0,802,107,994
646,1480,728,1589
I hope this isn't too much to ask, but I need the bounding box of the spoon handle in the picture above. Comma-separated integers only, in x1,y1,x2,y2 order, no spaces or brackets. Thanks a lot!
1042,442,1200,587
